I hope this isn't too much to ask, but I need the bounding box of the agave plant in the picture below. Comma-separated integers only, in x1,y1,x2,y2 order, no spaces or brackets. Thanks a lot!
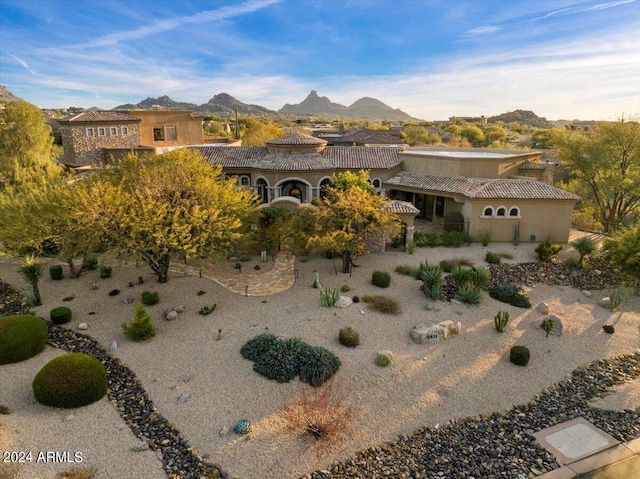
468,266,490,290
449,265,472,289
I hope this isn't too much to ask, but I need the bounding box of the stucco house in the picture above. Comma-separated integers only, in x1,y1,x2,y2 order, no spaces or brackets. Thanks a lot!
191,132,579,246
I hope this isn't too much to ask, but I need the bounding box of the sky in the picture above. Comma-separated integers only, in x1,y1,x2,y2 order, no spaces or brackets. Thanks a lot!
0,0,639,121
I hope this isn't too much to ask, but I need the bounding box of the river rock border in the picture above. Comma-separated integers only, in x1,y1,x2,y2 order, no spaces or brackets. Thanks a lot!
46,323,226,479
302,351,640,479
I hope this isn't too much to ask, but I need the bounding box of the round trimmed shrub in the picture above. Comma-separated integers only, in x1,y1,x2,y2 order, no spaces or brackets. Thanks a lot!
50,306,72,325
376,352,392,367
99,265,112,278
49,265,64,280
0,315,48,365
603,325,615,334
32,353,107,408
240,333,279,361
510,346,530,366
485,251,501,264
141,291,159,305
338,327,360,348
371,271,391,288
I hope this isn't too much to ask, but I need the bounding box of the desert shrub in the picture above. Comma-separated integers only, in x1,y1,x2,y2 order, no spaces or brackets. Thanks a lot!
254,264,261,270
603,325,615,334
494,311,510,332
485,251,501,264
535,238,562,262
439,257,473,273
376,352,392,367
340,284,351,292
197,290,206,296
564,256,581,269
479,229,492,246
240,332,279,361
81,256,99,272
456,286,482,305
361,294,401,314
141,291,159,305
198,304,217,315
371,270,391,288
414,231,440,247
298,346,341,387
449,266,472,288
253,339,307,383
468,266,490,290
279,380,357,444
609,287,624,310
409,266,422,279
299,257,309,263
510,346,530,366
408,241,417,254
489,283,532,308
50,306,72,325
0,404,9,414
121,304,156,342
441,231,471,247
394,264,412,275
32,352,107,408
352,295,360,303
49,265,64,280
338,327,360,348
444,211,465,232
498,252,514,260
108,289,120,296
99,265,112,278
540,318,554,337
55,467,98,479
0,314,48,365
239,255,252,262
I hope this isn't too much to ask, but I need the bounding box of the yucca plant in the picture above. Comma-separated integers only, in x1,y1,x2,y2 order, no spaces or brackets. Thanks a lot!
419,264,442,286
449,265,472,288
426,283,442,300
456,285,482,305
20,255,43,306
570,236,597,268
494,311,509,332
468,266,490,290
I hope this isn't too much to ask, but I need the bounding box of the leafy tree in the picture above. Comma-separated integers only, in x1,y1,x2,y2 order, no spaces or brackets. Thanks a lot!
241,120,283,146
68,149,257,282
482,125,508,145
307,170,401,274
604,223,640,294
402,125,440,146
552,120,640,232
0,100,62,189
531,128,557,149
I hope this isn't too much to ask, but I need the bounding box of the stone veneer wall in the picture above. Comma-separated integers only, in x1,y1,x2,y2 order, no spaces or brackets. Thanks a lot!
62,123,141,166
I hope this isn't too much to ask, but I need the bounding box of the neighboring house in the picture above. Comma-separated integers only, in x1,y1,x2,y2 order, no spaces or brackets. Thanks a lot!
58,110,205,167
313,125,404,146
192,132,579,247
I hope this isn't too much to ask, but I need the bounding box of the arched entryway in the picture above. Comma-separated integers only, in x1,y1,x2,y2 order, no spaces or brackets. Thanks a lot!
277,179,311,202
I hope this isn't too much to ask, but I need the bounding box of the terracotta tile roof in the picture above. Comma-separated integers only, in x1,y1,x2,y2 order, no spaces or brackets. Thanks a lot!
59,111,141,122
385,171,580,201
192,145,403,171
383,199,420,214
266,132,327,146
519,160,548,170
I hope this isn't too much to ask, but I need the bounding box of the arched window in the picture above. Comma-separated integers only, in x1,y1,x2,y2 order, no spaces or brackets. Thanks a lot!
482,206,494,217
509,207,520,217
255,178,268,203
239,175,250,187
496,206,506,217
371,178,382,194
319,177,333,199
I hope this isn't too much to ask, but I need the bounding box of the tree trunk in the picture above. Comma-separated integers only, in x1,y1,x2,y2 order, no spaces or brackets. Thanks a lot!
156,254,170,283
342,250,352,274
32,282,42,306
66,258,79,278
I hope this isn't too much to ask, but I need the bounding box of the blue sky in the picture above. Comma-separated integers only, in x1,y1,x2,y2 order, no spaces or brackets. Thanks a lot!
1,0,638,120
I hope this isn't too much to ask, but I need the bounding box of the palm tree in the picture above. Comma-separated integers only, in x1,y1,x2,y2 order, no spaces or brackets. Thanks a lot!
570,236,597,268
20,255,42,306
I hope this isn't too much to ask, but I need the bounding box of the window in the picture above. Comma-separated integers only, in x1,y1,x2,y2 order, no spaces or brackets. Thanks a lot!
509,207,520,217
482,206,494,217
496,207,506,217
153,127,165,141
121,127,128,135
165,126,177,141
256,178,268,203
98,127,106,136
86,128,94,137
239,175,250,186
372,178,382,188
110,127,118,135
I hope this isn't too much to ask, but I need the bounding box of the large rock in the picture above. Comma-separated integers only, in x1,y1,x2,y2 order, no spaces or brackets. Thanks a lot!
598,297,612,309
537,302,549,315
335,295,353,308
410,321,458,344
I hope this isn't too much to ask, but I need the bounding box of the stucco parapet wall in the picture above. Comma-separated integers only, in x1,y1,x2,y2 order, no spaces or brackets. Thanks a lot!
385,171,580,201
58,111,141,122
401,146,542,160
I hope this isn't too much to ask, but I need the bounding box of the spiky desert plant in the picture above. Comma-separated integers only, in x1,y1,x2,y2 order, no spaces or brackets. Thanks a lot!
449,265,472,288
540,318,554,338
494,311,510,332
570,236,597,268
468,266,490,290
319,286,339,307
19,255,42,306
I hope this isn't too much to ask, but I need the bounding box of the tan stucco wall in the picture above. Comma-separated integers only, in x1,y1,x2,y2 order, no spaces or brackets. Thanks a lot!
399,149,542,179
467,199,576,243
129,110,204,147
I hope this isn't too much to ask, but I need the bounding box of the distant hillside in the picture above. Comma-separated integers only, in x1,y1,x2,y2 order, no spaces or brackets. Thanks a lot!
0,84,22,103
279,90,418,121
194,93,276,116
115,95,198,111
488,110,553,128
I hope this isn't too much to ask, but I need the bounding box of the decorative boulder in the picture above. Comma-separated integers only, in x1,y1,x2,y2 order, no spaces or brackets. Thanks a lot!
598,297,612,309
537,302,550,315
165,310,179,321
410,321,458,344
335,296,353,308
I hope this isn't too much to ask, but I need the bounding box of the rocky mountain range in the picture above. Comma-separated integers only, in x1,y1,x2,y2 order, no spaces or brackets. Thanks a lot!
0,85,21,103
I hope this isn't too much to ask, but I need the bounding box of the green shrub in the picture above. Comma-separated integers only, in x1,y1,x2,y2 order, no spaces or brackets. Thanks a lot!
81,255,99,272
425,283,443,300
468,266,490,290
419,264,442,286
603,324,615,334
239,255,252,262
540,318,554,337
494,311,510,332
408,241,417,254
338,327,360,348
141,291,159,305
479,229,492,246
99,265,112,279
325,249,339,259
371,271,391,288
444,212,465,232
253,339,307,383
564,256,581,269
394,265,412,275
198,304,217,315
609,287,624,310
240,332,279,361
414,232,440,247
535,238,562,262
449,265,472,288
0,315,48,365
485,251,501,264
489,283,532,308
32,352,107,408
340,284,351,292
121,304,156,342
441,231,471,247
298,346,341,387
50,306,72,325
510,346,530,366
376,352,392,367
570,236,597,268
439,257,474,273
49,265,64,280
361,294,401,314
456,286,482,305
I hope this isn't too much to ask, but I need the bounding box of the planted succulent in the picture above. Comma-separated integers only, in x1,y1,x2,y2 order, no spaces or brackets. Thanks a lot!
540,318,554,338
320,286,339,307
603,324,615,334
376,352,392,367
233,419,251,435
494,311,509,333
510,345,530,366
49,265,64,280
199,304,217,315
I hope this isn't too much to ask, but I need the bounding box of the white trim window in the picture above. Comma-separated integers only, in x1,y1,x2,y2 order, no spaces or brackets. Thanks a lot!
121,127,129,135
97,127,106,136
239,175,251,187
509,207,521,218
482,206,494,217
496,206,507,217
110,127,118,136
86,128,94,137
